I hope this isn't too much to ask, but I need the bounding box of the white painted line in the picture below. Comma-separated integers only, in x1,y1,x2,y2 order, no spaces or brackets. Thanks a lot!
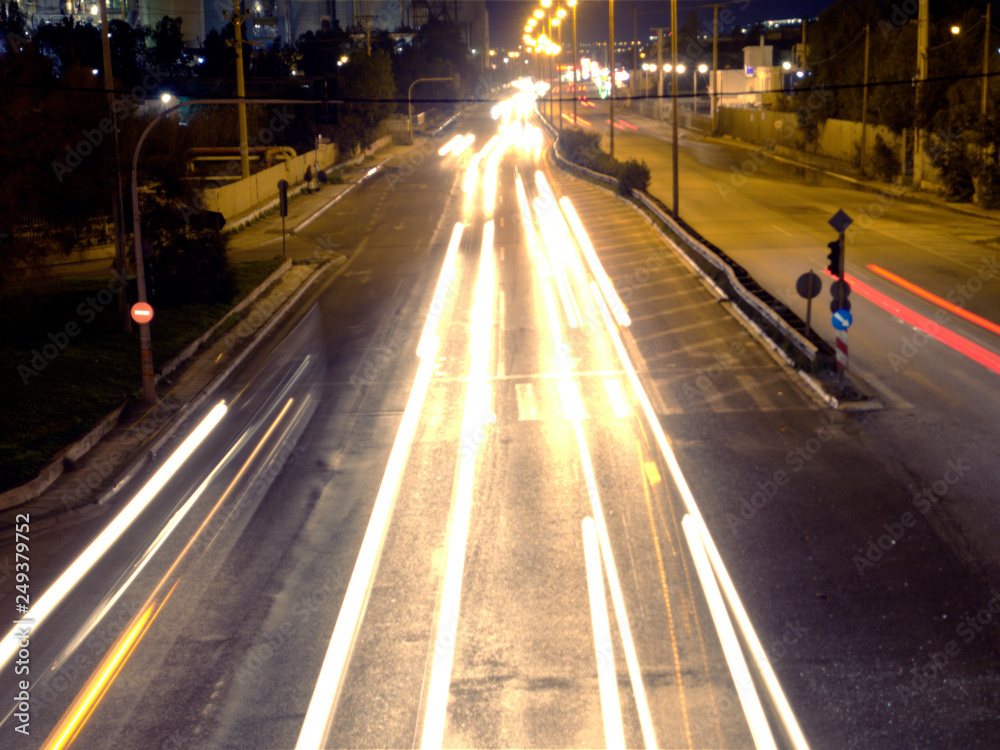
682,515,776,749
515,383,539,421
559,379,586,421
582,517,627,750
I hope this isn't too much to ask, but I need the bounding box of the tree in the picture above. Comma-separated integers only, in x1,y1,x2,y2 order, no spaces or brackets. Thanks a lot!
108,19,148,87
336,48,395,153
150,16,185,75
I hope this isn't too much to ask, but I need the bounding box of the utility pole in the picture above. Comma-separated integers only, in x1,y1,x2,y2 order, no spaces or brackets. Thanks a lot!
711,4,720,129
982,3,991,119
655,26,664,120
861,24,870,175
358,13,373,55
98,0,130,332
609,0,614,157
571,0,578,125
671,0,679,217
801,17,807,71
633,7,637,97
914,0,928,185
229,0,250,179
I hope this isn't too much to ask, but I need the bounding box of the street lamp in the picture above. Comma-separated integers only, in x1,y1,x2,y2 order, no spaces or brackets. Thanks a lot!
409,77,455,141
570,0,578,126
695,63,708,114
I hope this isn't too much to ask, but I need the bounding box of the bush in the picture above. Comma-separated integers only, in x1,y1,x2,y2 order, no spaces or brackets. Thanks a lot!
557,127,650,196
154,228,236,304
871,135,900,181
934,137,975,202
977,160,1000,208
616,158,651,196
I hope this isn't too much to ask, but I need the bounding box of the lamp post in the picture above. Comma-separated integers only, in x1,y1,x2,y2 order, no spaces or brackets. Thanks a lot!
670,0,678,218
695,63,707,114
570,0,578,126
129,98,329,403
556,7,566,130
609,0,614,157
409,77,454,141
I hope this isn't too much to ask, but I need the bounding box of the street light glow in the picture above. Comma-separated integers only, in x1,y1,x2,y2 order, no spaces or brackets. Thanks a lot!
698,63,708,73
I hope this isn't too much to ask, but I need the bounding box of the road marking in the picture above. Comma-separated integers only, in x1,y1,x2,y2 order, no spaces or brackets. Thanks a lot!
603,379,631,418
582,517,627,750
735,374,780,412
559,379,586,420
514,383,539,420
637,441,691,742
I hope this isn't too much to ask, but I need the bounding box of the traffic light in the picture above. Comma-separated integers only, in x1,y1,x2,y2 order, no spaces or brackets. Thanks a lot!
826,238,843,277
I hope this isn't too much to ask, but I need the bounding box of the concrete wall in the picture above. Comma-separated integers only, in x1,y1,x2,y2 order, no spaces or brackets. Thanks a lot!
716,107,923,178
203,142,338,222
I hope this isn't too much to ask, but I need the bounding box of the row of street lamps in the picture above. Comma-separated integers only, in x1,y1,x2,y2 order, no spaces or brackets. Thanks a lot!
522,1,680,211
523,0,578,132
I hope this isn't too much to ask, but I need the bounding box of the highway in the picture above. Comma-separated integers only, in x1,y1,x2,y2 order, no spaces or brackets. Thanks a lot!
565,93,1000,595
2,97,999,749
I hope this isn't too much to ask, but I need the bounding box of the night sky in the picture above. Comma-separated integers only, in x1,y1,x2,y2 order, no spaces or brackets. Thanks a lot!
486,0,835,51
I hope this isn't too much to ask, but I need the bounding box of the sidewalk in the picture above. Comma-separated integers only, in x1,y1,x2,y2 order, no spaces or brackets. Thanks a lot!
0,133,446,525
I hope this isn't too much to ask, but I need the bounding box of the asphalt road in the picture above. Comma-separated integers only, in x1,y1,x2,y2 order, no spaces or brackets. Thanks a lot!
571,94,1000,605
1,102,999,750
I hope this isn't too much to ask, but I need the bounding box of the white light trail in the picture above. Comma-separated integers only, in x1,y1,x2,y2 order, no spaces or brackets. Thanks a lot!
582,517,626,750
560,197,630,326
417,223,465,360
0,401,228,670
683,515,776,749
421,221,496,749
589,281,810,750
296,225,465,750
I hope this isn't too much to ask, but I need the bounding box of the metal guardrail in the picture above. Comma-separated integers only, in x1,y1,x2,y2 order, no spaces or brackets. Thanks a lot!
539,108,829,371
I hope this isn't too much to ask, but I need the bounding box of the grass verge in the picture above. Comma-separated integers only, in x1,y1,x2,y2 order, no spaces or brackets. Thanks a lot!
0,258,283,491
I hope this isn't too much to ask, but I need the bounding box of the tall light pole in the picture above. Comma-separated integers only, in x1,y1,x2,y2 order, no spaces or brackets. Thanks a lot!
609,0,614,157
129,98,327,403
555,7,565,131
98,0,130,332
670,0,679,217
227,0,250,179
570,0,578,125
695,63,708,114
914,0,929,184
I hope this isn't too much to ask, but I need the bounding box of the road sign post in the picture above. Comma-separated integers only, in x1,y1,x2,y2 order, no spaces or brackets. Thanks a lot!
796,270,823,341
835,330,848,383
278,179,288,258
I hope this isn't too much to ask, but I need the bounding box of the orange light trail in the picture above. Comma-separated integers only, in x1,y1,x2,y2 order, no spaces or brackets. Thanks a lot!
867,264,1000,336
42,582,178,750
840,271,1000,375
562,112,590,126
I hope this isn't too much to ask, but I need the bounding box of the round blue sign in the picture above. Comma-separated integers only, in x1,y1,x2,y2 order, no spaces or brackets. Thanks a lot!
832,309,853,330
